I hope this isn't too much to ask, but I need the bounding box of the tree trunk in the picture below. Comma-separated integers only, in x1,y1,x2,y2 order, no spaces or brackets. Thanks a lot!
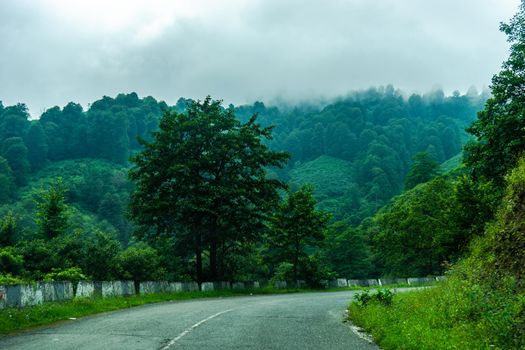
210,235,218,281
293,237,300,282
195,233,203,284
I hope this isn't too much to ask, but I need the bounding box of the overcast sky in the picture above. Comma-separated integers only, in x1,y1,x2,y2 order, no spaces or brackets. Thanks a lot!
0,0,520,116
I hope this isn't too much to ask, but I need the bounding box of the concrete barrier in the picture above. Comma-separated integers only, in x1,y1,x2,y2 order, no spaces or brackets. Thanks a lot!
112,281,123,296
232,282,245,290
347,279,376,287
378,278,395,286
119,281,135,296
275,281,287,289
239,281,253,289
367,279,380,286
201,282,215,291
6,284,43,308
38,282,56,302
76,281,95,298
139,281,159,294
168,282,183,292
215,281,231,290
159,281,169,293
296,280,307,288
181,282,199,292
329,279,348,288
0,275,437,310
407,277,434,285
97,281,114,297
347,279,361,287
57,281,74,300
38,281,74,302
0,285,6,309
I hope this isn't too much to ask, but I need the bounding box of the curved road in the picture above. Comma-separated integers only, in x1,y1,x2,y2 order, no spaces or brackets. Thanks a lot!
0,291,379,349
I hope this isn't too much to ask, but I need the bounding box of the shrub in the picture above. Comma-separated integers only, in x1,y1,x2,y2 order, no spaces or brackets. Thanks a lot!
374,288,393,306
115,243,164,283
15,239,58,278
0,274,25,285
0,247,24,275
270,262,294,283
44,267,86,286
353,290,372,306
353,288,393,307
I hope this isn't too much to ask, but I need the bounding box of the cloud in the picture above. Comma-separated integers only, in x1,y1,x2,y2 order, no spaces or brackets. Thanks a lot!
0,0,520,116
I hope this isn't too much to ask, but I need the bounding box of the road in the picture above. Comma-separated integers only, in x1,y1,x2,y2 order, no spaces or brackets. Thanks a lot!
0,290,379,349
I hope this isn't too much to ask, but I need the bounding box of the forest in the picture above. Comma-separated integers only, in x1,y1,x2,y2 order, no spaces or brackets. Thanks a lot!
0,85,487,285
2,0,525,348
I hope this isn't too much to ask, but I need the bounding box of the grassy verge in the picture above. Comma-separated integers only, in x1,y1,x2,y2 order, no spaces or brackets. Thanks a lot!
348,279,523,350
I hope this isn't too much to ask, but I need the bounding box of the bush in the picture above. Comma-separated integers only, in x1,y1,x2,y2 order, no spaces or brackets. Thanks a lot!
0,274,25,285
81,231,120,280
15,239,58,278
44,267,86,286
353,290,372,306
300,254,335,287
0,247,24,275
353,288,393,307
116,243,164,283
270,262,294,283
374,288,394,306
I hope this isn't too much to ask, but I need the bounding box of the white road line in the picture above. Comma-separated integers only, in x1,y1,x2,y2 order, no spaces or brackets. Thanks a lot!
160,309,233,350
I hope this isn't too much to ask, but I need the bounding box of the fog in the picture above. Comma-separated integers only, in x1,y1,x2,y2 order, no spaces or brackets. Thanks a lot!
0,0,520,116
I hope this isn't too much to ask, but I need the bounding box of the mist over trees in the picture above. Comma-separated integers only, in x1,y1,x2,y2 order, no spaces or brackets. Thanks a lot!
0,86,486,284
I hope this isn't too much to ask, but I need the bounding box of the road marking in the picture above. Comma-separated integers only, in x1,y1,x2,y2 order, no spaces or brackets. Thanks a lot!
160,309,233,349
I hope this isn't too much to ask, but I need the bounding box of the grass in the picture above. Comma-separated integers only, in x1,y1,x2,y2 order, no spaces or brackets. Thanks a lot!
348,279,523,350
349,288,484,349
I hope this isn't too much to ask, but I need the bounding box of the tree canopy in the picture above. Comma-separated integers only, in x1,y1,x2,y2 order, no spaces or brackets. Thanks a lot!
465,3,525,184
129,96,289,282
268,185,331,281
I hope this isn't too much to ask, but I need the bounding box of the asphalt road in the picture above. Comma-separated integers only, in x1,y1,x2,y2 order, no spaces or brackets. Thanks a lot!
0,290,379,350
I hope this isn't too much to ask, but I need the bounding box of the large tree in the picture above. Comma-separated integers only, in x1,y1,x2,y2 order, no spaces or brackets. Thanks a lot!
129,96,289,282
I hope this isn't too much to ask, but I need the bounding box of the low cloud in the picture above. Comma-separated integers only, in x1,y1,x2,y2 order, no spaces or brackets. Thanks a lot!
0,0,520,116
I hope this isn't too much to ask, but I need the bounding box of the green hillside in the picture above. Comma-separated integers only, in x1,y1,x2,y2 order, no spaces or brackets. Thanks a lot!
289,156,358,219
0,159,132,244
440,153,463,173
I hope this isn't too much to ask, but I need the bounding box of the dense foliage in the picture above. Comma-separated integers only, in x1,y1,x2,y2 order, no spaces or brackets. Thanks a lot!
350,3,525,348
129,97,289,282
267,185,331,283
236,87,485,223
350,159,525,349
0,83,486,284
